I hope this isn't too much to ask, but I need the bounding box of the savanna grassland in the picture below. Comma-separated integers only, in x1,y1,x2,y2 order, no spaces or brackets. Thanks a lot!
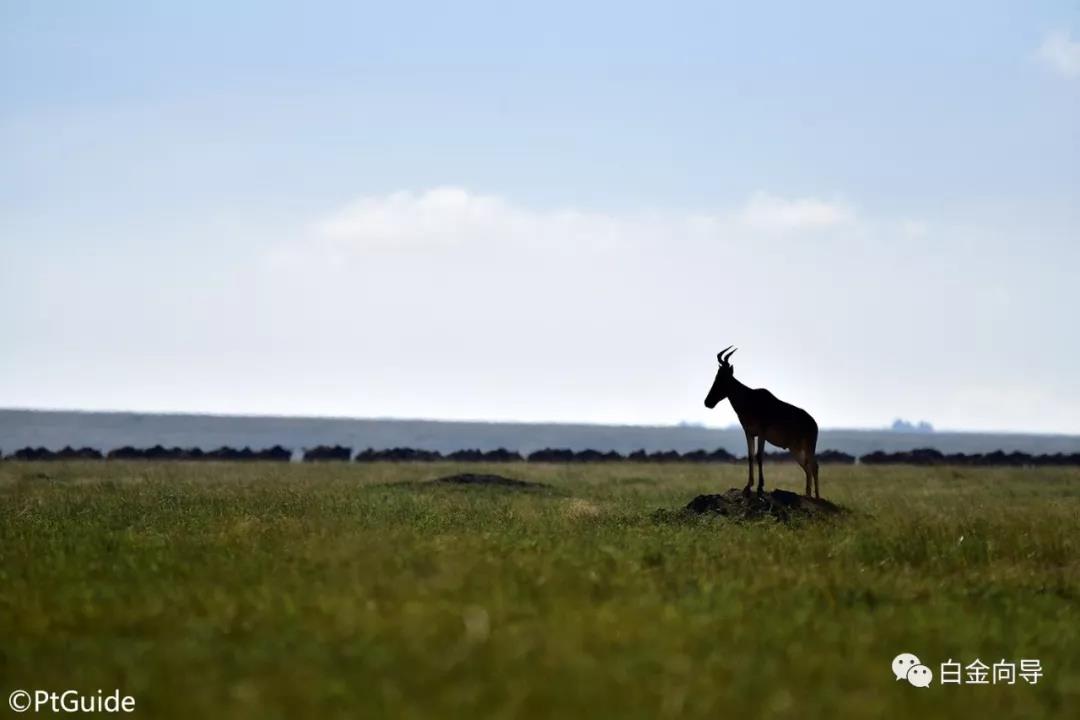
1,461,1078,719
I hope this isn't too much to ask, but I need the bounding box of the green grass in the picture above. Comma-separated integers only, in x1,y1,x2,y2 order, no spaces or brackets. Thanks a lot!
1,462,1078,719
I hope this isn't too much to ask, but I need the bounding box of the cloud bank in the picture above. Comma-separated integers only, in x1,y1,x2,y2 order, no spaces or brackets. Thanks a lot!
738,192,856,232
300,187,857,259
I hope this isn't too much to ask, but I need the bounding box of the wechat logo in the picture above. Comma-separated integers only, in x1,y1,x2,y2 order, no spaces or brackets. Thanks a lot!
893,652,933,687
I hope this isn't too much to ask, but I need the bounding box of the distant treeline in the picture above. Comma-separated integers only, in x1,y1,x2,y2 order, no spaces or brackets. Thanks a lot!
856,448,1080,466
4,445,1080,466
4,445,292,462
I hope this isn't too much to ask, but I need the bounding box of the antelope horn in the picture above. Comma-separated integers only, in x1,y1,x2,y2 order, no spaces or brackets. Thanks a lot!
722,346,738,364
717,345,736,364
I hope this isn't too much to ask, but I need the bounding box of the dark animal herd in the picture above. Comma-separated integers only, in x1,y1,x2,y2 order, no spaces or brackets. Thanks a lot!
3,444,1079,466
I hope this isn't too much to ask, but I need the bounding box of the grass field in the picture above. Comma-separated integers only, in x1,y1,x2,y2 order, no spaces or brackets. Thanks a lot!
1,461,1078,719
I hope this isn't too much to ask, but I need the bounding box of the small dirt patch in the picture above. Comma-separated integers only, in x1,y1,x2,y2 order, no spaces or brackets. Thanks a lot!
656,488,846,524
431,473,549,490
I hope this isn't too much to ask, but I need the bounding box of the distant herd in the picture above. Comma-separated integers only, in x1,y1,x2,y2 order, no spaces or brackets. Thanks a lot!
3,445,1079,466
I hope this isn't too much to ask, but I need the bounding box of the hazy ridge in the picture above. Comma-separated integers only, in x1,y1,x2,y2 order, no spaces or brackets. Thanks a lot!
3,409,1079,457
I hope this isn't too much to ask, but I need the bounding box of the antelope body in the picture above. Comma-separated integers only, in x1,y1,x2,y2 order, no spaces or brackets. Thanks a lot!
704,347,821,498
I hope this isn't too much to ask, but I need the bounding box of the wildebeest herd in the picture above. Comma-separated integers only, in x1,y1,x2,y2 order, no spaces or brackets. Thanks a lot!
3,444,1079,466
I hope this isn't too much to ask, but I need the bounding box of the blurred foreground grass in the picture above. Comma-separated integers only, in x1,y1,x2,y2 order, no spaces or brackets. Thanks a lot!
1,462,1078,719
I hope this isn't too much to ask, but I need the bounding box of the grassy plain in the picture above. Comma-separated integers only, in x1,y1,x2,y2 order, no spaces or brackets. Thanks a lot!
1,461,1078,719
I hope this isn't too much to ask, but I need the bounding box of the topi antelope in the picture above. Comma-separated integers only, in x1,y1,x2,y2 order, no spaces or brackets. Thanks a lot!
704,347,821,498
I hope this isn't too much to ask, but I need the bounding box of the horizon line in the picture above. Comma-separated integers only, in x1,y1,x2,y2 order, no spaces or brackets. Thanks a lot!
2,406,1078,439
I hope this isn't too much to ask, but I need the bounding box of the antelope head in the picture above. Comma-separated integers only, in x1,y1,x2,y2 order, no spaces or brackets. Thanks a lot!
704,346,737,408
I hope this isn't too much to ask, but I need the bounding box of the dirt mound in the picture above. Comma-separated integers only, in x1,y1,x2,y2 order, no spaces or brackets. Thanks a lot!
431,473,549,490
659,488,845,524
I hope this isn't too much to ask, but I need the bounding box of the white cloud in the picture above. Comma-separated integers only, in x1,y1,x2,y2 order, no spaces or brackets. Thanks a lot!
316,187,516,249
738,192,856,232
1037,30,1080,78
310,186,658,259
300,187,856,260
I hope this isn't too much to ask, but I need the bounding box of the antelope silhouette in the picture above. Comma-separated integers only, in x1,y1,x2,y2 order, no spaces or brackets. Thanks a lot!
704,347,821,498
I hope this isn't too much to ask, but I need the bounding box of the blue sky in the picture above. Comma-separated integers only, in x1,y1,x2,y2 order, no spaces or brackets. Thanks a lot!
2,1,1078,432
